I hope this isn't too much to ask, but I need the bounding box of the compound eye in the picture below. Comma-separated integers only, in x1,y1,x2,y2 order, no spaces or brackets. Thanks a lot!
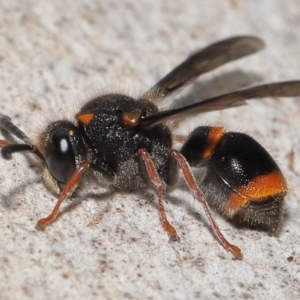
46,128,75,183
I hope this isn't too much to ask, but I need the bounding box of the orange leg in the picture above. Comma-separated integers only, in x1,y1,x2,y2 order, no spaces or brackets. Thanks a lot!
36,162,91,230
138,148,179,241
170,150,242,260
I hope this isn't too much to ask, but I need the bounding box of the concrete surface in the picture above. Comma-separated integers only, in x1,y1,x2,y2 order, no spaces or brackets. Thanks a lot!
0,1,300,299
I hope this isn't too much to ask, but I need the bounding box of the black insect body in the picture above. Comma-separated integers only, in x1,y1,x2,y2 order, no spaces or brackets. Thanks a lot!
181,127,287,231
1,36,299,260
76,95,173,190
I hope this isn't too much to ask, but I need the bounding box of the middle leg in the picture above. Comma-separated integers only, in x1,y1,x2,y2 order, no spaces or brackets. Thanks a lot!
138,148,179,241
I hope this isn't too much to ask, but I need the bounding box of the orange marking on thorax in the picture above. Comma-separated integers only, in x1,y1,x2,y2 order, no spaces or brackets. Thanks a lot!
121,110,142,129
203,127,225,159
77,113,94,125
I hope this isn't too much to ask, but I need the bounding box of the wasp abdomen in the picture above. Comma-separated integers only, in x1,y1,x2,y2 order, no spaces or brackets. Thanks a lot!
181,127,287,232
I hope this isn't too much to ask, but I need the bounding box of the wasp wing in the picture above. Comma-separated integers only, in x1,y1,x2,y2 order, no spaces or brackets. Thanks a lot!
139,81,300,128
141,36,265,102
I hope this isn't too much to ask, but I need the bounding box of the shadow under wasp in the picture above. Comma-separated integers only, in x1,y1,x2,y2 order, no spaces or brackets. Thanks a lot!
1,36,300,260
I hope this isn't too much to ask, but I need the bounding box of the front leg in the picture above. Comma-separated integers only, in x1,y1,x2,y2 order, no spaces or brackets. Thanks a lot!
36,162,91,230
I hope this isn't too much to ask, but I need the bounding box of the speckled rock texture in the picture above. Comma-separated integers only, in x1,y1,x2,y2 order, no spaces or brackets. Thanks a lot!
0,1,300,299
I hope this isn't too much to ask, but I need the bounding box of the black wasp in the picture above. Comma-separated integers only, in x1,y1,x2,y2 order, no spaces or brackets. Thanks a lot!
1,36,300,260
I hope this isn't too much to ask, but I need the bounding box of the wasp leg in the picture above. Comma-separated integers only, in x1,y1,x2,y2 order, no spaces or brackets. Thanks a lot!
169,149,242,260
36,162,91,230
138,148,179,241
